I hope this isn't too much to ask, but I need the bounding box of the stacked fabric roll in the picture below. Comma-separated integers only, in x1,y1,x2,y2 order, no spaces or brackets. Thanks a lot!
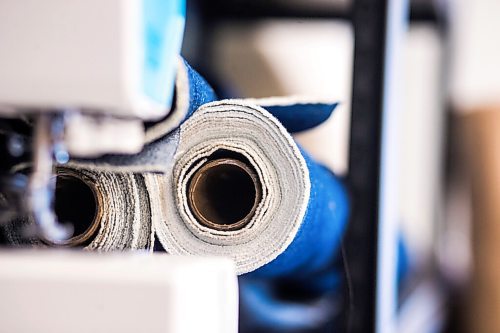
3,167,153,250
1,59,349,282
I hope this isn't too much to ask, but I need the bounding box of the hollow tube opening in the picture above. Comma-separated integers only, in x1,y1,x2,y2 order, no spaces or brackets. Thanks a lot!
187,158,262,231
48,170,101,246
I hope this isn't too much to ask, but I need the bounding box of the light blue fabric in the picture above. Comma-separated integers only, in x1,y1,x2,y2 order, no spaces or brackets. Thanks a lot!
142,0,186,107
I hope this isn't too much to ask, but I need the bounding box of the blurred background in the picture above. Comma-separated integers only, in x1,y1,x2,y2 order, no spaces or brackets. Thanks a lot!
180,0,500,332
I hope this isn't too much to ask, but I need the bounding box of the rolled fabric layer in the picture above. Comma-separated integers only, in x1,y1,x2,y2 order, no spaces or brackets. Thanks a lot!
146,100,349,276
2,167,153,251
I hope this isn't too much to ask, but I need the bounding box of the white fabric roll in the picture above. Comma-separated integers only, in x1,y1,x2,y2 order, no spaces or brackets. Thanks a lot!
146,100,311,274
4,167,153,251
82,170,153,251
0,250,238,333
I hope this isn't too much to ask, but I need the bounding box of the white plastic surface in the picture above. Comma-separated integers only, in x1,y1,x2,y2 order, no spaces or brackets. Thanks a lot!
0,250,238,333
0,0,180,120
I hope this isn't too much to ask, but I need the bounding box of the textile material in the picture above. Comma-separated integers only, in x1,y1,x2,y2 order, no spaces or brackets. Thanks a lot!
3,168,153,251
148,100,349,276
242,96,339,133
238,276,342,333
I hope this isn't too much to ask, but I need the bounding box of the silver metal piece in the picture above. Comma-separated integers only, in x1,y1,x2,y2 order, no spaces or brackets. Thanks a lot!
28,114,72,243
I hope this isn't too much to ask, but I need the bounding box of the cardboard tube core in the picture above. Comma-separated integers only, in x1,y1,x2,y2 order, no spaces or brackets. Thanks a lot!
50,170,101,246
188,158,261,231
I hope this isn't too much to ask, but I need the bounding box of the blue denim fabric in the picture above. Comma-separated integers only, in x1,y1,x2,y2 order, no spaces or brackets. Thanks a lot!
265,102,339,133
250,148,349,279
182,59,217,120
240,238,411,333
239,277,341,333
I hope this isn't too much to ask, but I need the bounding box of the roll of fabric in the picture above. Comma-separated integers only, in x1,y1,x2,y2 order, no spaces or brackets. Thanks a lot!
146,100,349,276
1,59,349,280
2,167,153,250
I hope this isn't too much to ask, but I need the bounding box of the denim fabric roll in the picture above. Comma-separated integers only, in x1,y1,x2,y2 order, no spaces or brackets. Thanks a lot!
146,100,349,276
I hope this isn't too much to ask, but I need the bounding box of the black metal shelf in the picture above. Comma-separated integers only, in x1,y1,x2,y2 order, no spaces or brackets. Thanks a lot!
198,0,438,23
